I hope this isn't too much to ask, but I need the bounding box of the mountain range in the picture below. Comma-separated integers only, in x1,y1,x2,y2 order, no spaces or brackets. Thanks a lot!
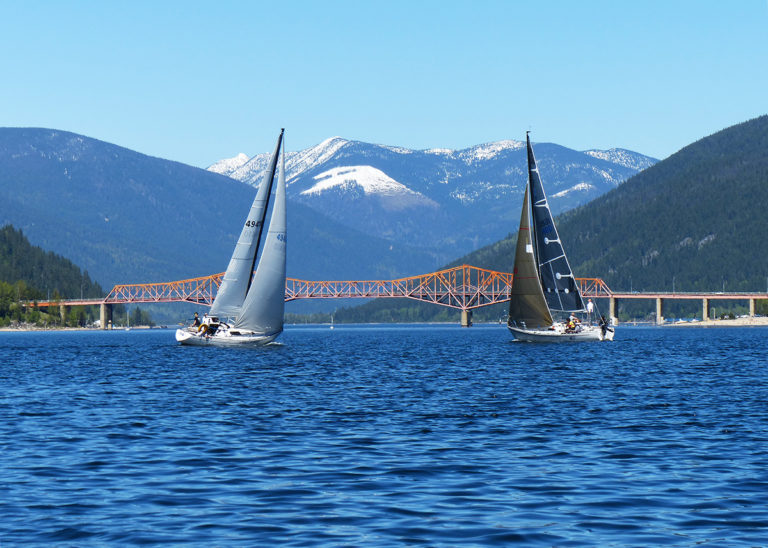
210,137,656,256
0,128,654,307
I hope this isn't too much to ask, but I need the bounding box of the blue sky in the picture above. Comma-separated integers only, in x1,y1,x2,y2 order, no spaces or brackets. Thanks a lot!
1,0,766,167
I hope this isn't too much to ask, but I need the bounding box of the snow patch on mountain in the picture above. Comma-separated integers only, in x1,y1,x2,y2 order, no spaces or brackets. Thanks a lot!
424,148,453,156
424,140,525,163
218,137,352,186
450,181,514,204
302,165,423,198
380,144,413,155
288,137,350,177
552,182,595,198
460,140,525,162
584,148,657,171
208,153,250,175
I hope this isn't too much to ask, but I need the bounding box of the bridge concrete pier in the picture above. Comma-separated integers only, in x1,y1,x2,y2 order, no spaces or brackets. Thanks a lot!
702,298,709,321
100,303,113,330
59,303,67,324
656,298,664,325
609,297,619,325
460,309,473,328
750,298,756,317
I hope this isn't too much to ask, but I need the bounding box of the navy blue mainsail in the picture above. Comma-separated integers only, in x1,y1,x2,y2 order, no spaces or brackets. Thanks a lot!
526,133,585,313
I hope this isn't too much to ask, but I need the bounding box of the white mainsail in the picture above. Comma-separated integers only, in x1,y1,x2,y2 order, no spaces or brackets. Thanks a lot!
232,135,287,335
209,130,284,317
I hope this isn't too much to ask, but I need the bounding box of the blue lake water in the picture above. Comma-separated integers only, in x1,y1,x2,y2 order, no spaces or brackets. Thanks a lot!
1,325,768,546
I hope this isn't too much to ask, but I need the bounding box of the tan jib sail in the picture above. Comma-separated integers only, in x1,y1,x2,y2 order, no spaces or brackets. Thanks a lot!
507,181,553,329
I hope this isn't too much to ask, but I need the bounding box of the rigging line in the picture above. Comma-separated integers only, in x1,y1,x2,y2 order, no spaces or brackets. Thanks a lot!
539,254,567,265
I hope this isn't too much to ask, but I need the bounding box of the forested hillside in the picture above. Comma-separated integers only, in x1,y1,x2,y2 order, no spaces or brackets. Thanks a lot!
0,225,104,326
336,116,768,322
557,115,768,294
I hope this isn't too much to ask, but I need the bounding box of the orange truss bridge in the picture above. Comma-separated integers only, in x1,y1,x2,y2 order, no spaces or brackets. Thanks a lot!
97,264,612,310
31,266,767,328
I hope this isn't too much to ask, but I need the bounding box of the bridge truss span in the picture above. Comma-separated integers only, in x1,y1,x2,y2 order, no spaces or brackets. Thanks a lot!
91,264,614,310
104,273,224,305
29,266,768,329
285,265,516,310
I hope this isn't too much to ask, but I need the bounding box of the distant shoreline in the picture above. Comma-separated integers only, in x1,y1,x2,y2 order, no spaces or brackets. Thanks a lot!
663,316,768,327
2,318,767,333
0,325,164,333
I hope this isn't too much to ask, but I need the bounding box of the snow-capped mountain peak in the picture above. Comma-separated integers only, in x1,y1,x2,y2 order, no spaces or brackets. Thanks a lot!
208,152,250,175
424,140,525,162
302,165,419,197
461,140,526,162
552,182,595,198
208,135,655,254
583,148,656,171
286,137,350,178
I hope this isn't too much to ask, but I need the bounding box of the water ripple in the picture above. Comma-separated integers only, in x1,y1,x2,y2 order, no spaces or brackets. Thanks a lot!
1,326,768,545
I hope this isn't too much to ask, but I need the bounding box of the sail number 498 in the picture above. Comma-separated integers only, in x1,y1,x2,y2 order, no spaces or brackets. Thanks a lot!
245,220,262,228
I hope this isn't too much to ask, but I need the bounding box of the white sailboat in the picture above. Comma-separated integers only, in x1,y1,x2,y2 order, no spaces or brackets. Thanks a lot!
507,133,614,342
176,129,287,346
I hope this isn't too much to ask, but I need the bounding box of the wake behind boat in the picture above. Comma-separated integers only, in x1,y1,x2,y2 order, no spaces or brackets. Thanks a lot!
507,133,614,342
176,129,287,347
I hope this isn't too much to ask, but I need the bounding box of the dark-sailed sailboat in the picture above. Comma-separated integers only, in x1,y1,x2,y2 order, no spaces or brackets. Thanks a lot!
176,129,287,346
507,133,614,342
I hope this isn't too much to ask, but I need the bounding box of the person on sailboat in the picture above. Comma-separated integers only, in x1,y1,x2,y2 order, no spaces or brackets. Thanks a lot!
566,319,575,332
599,315,613,337
566,312,582,333
198,313,214,334
586,299,594,323
191,312,201,328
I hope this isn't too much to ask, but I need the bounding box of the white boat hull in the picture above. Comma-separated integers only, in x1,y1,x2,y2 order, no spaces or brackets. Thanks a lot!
508,324,613,342
175,327,279,347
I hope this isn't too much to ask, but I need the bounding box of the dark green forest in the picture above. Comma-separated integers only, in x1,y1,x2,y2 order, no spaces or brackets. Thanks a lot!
0,224,121,327
336,116,768,323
